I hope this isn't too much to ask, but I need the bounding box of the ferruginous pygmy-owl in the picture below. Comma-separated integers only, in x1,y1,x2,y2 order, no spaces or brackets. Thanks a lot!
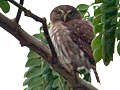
49,5,100,83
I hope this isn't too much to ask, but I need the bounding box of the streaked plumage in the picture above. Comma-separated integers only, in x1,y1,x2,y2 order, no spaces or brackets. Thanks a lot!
49,5,100,83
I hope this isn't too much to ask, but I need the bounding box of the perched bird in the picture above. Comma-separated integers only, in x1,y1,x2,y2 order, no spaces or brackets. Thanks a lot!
49,5,100,83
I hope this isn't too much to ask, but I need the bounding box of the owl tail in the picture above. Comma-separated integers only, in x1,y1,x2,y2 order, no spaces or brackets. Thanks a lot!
91,65,100,83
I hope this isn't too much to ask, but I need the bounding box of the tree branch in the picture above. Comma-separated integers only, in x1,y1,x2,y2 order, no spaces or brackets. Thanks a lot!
0,1,98,89
8,0,58,62
0,13,51,61
15,0,24,23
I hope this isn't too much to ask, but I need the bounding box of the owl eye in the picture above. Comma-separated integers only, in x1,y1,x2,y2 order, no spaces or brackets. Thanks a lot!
56,11,62,15
69,12,74,16
69,11,75,17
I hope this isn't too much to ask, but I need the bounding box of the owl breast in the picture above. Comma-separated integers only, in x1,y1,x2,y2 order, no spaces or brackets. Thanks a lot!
49,22,91,71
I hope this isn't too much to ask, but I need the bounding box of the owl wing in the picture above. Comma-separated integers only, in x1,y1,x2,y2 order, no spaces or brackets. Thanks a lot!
67,19,100,83
73,20,94,44
66,19,95,65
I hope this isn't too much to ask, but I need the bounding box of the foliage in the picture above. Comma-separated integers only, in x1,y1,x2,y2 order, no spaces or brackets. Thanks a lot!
91,0,119,65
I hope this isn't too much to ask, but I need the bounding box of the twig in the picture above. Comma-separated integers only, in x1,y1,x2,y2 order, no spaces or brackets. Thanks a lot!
42,18,58,62
15,0,24,23
8,0,58,62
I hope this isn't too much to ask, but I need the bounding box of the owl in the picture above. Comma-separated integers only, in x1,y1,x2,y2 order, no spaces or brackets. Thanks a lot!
49,5,100,83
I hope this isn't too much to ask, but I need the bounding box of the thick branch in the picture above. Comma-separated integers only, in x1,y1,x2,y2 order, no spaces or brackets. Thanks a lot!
0,13,51,61
0,1,98,89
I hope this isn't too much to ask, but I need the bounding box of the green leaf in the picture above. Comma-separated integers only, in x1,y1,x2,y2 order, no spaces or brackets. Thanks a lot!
25,58,41,67
44,80,53,90
27,50,40,60
102,34,111,66
106,38,115,57
94,6,101,16
117,21,120,27
95,0,103,3
115,0,119,5
33,34,41,39
91,34,102,50
101,14,105,22
25,66,42,78
23,78,31,86
93,45,102,62
117,41,120,55
60,76,66,85
111,16,117,25
77,4,89,11
79,10,87,17
24,88,27,90
76,4,90,18
118,13,120,17
116,29,120,40
52,71,60,76
28,76,43,87
100,3,107,13
94,23,103,34
105,26,115,40
64,83,70,90
83,73,91,82
45,72,55,81
78,69,85,75
28,85,43,90
104,18,114,30
0,1,10,13
92,15,101,26
87,17,93,22
52,78,60,88
43,65,51,74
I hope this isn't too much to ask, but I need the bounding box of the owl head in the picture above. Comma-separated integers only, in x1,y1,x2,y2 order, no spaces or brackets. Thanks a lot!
50,5,82,23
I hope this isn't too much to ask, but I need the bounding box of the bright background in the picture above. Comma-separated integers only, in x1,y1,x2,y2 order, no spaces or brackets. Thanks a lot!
0,0,120,90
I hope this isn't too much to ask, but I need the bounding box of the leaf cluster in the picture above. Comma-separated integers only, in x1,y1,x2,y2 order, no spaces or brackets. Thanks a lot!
91,0,119,66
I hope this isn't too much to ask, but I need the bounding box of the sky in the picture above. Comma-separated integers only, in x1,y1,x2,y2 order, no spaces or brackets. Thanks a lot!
0,0,120,90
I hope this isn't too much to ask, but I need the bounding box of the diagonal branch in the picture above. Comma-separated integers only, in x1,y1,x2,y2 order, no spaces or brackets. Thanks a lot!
0,1,98,90
0,13,51,61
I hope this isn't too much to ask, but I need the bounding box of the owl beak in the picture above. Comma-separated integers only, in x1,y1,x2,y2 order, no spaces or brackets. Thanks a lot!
63,14,67,22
